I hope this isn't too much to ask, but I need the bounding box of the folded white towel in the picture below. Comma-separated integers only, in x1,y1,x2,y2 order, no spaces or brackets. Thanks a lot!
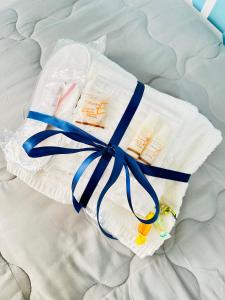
3,43,222,257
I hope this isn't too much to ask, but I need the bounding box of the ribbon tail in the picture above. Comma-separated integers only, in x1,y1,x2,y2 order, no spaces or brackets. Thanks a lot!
72,150,103,212
125,155,160,224
96,148,125,239
138,161,190,183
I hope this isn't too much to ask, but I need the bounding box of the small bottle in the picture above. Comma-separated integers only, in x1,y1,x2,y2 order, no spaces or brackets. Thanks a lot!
55,82,78,119
75,77,110,128
140,124,170,164
127,114,159,159
135,212,154,245
154,203,174,240
154,217,171,240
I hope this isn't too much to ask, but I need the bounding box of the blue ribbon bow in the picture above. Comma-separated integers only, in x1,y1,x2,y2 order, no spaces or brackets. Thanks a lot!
23,82,190,239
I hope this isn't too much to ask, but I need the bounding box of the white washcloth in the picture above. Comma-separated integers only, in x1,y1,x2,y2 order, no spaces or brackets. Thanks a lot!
3,43,222,257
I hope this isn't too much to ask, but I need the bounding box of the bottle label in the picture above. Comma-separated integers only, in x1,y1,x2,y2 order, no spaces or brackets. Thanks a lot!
76,94,108,128
140,139,162,164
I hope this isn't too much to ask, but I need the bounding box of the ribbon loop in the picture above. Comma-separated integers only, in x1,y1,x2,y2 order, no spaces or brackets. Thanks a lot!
72,150,103,213
125,155,159,224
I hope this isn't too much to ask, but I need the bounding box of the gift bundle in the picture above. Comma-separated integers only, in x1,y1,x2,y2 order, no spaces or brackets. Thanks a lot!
3,43,222,257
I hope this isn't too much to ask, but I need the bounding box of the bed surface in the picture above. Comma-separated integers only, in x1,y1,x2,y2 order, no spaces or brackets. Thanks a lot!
0,0,225,299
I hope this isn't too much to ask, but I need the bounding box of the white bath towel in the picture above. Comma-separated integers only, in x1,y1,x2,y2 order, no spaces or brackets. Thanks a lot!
2,43,222,257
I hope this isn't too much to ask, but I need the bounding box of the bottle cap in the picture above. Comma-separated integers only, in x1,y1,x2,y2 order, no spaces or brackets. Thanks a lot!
135,233,147,245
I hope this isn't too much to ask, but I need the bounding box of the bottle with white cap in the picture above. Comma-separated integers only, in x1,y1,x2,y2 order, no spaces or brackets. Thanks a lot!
126,113,159,159
140,124,170,164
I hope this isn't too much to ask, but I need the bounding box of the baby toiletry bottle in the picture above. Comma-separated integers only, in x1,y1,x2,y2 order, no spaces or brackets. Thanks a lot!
55,82,78,120
154,203,176,239
140,124,170,164
75,76,110,128
127,114,159,159
135,212,154,245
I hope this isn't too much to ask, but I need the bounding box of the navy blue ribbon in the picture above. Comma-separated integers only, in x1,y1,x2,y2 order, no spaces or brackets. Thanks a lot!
23,81,190,239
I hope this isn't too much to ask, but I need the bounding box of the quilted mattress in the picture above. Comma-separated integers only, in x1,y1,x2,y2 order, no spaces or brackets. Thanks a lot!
0,0,224,299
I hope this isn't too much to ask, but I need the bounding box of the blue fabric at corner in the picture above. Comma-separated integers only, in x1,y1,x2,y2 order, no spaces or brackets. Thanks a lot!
192,0,205,11
208,0,225,37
